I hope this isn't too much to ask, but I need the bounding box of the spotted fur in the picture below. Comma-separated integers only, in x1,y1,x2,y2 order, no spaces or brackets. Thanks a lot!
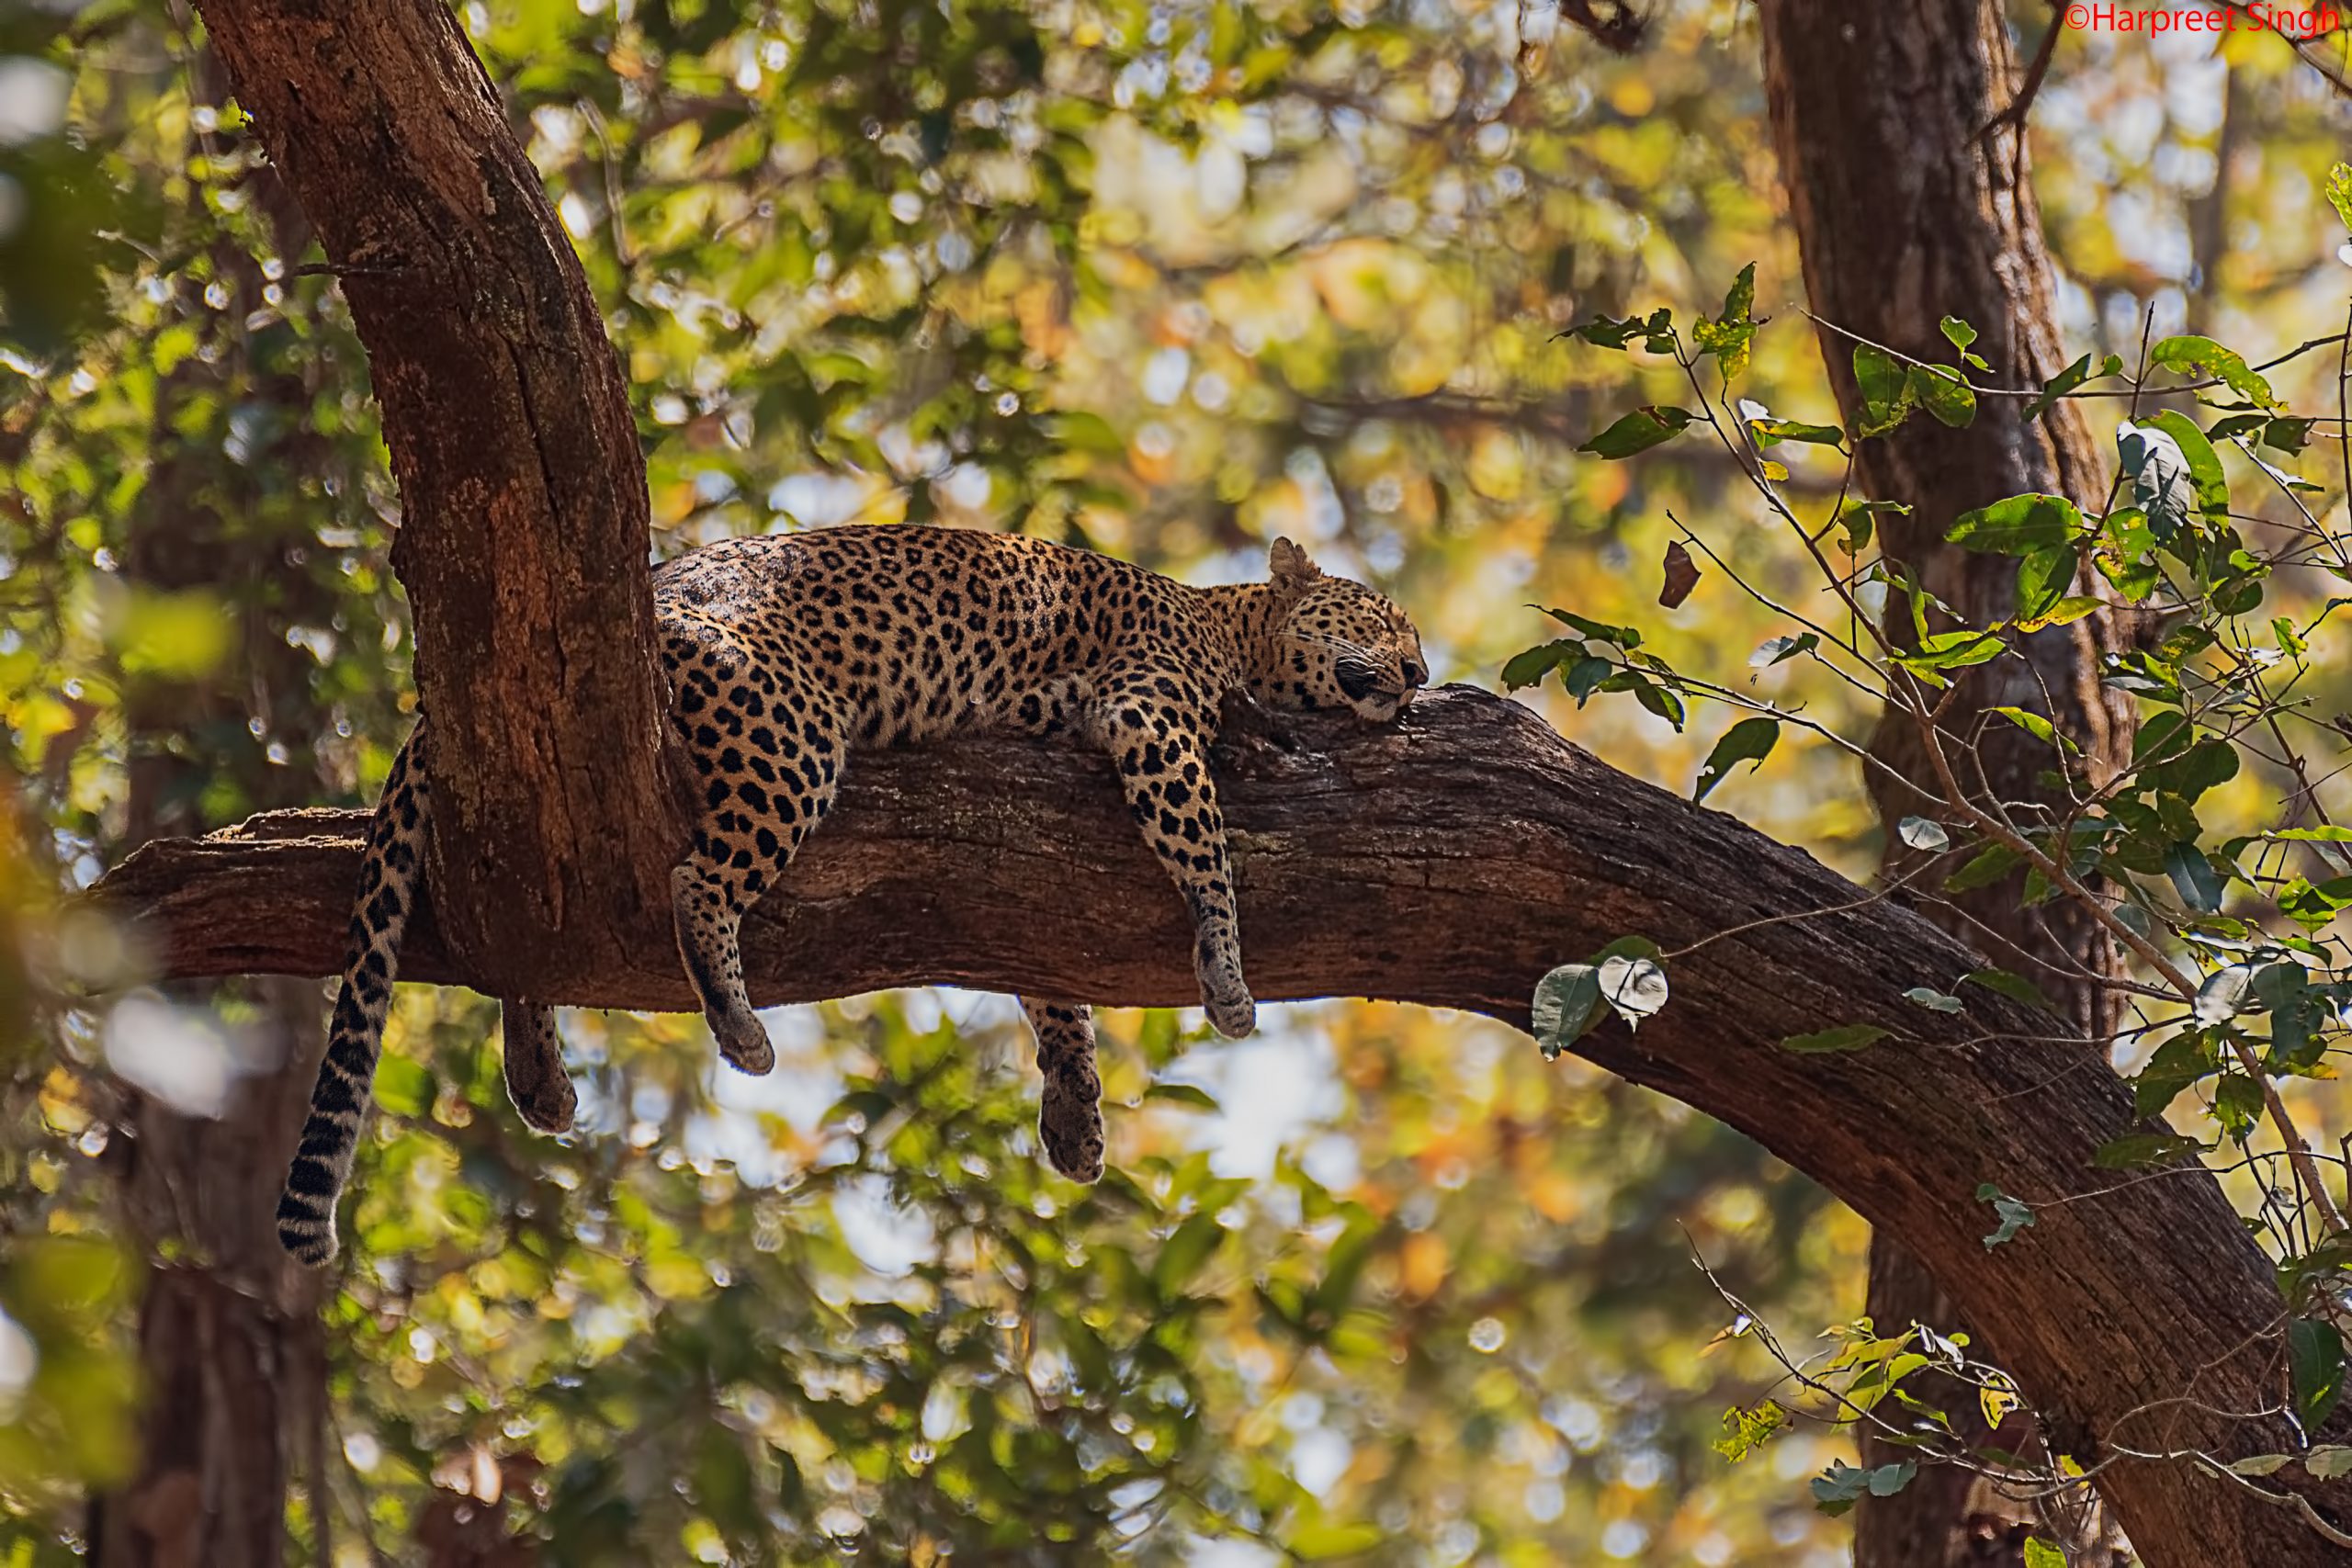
277,525,1424,1264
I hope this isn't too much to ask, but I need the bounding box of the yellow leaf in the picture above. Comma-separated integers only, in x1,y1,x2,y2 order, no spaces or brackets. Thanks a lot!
1980,1373,2021,1429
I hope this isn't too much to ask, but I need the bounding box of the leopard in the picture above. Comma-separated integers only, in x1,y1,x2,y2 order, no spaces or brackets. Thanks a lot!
277,524,1427,1264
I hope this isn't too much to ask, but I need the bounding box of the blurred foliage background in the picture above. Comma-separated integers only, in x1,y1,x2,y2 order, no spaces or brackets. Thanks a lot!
2,0,2349,1562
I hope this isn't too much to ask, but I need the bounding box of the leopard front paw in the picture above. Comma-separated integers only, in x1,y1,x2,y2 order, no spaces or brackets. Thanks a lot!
711,1009,775,1076
1040,1086,1106,1184
511,1068,577,1134
1204,985,1257,1040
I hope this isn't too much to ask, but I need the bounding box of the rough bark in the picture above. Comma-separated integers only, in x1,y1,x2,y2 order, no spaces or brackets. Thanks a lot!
1758,3,2140,1560
190,0,684,1002
86,687,2352,1563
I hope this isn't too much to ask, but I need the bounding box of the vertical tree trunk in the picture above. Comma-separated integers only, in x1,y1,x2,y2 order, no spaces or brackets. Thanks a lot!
87,483,332,1568
191,0,686,1004
85,86,335,1563
1758,4,2136,1562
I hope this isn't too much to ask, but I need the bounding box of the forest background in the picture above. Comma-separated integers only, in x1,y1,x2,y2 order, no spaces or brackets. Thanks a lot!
5,0,2352,1563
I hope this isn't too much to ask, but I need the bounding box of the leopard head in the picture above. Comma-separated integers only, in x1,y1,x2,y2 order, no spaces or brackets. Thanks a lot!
1259,537,1428,723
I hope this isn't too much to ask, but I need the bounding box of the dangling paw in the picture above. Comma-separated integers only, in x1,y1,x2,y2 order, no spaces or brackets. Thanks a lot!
711,1008,775,1077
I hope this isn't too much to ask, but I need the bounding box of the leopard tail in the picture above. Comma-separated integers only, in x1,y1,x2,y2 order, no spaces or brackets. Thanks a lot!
277,722,430,1266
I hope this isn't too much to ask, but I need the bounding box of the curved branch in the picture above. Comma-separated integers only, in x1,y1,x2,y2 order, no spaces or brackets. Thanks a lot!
91,686,2352,1562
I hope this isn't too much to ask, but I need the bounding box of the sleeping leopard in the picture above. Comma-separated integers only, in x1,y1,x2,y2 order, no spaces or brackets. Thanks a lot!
277,524,1427,1264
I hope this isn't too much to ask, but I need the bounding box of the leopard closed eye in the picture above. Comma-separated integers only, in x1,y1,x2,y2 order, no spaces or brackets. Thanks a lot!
276,526,1426,1265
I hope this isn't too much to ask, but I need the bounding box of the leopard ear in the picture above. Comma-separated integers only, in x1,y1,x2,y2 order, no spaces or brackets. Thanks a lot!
1269,536,1324,589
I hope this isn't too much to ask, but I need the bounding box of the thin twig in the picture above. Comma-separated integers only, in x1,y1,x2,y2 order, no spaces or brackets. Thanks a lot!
1978,1,2065,144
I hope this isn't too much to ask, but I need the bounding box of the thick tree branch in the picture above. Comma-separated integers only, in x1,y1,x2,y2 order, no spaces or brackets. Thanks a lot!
91,687,2352,1562
193,0,685,1000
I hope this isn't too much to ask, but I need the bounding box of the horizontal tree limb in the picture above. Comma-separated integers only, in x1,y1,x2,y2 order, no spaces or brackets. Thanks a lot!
91,685,2345,1559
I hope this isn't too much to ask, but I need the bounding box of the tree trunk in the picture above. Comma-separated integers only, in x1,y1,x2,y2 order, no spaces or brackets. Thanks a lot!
86,363,331,1568
82,80,343,1559
1758,3,2141,1560
190,0,686,1005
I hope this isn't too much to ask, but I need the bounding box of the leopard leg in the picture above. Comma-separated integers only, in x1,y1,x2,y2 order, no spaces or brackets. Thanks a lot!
1019,998,1104,1182
500,1001,575,1134
671,852,775,1074
669,716,843,1076
1091,674,1255,1040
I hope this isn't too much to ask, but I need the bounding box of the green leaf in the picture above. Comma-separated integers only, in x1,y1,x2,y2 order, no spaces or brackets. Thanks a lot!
2151,333,2278,411
1903,987,1963,1013
1853,344,1916,437
1042,411,1125,455
2023,1540,2067,1568
2164,841,2220,911
1976,1183,2035,1249
2134,1032,2218,1118
1719,261,1756,325
1987,705,2078,755
2023,594,2105,630
1894,627,2006,681
2014,545,2075,623
2144,410,2230,520
1630,675,1686,731
2328,163,2352,233
1542,607,1642,647
2293,1319,2346,1428
1695,276,1757,379
2264,415,2317,454
1694,716,1780,803
1151,1213,1227,1297
1811,1460,1916,1517
1751,632,1820,668
1944,843,2022,894
1564,655,1614,703
1531,964,1604,1062
2149,739,2238,803
1144,1083,1222,1112
2092,1132,2203,1169
2307,1446,2352,1480
2229,1453,2294,1477
1695,317,1757,379
1747,416,1845,448
1909,364,1977,429
1579,405,1694,459
2279,876,2352,932
1289,1521,1387,1560
1946,493,2081,555
1836,498,1909,555
1714,1400,1790,1462
2275,827,2352,843
1939,316,1977,353
1500,640,1576,691
2022,351,2106,422
1781,1023,1889,1054
1962,969,2049,1010
1560,307,1673,351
